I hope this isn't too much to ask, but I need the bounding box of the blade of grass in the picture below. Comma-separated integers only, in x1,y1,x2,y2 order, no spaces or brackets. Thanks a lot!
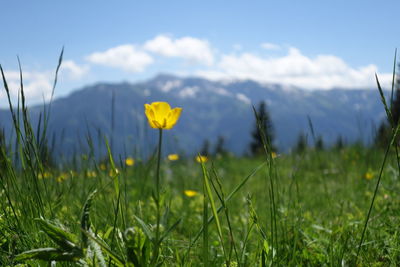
210,165,240,265
184,162,265,262
356,73,400,262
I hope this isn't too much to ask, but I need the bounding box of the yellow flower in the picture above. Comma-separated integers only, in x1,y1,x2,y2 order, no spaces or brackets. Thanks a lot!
38,171,52,179
100,163,107,171
125,157,135,166
271,152,277,159
364,172,374,180
109,168,120,177
184,190,198,197
56,172,68,183
86,170,97,178
168,154,179,161
144,102,182,129
196,155,208,163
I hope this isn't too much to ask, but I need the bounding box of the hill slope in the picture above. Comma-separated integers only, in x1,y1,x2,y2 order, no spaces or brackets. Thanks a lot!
0,74,387,157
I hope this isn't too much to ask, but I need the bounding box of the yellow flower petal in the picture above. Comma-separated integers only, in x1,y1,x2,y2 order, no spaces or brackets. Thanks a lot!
165,107,183,129
196,155,208,163
184,190,198,197
153,102,171,122
168,154,179,161
364,172,374,180
144,104,157,128
125,157,135,166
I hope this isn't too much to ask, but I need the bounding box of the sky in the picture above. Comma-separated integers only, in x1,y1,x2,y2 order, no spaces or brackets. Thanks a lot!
0,0,399,106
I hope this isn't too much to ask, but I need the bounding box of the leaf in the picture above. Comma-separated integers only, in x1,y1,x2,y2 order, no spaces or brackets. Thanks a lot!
82,230,125,266
124,228,141,266
88,230,107,267
105,137,120,195
200,159,227,260
126,246,140,266
134,215,154,241
263,239,269,255
159,218,181,244
376,73,393,123
15,247,82,262
35,218,80,251
81,189,97,247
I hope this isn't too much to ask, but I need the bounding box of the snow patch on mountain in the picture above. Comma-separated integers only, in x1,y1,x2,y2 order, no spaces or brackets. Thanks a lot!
159,80,182,92
179,86,199,98
236,93,251,104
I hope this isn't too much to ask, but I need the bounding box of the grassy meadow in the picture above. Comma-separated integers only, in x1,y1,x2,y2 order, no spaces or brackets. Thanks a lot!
2,136,400,266
1,60,400,266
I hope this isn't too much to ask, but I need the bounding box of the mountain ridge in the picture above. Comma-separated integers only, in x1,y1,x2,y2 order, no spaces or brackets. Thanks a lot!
0,74,388,157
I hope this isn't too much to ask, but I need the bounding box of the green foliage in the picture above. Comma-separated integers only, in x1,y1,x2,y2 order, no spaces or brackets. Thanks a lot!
334,135,345,150
315,135,325,151
249,101,276,156
374,55,399,148
200,139,211,156
2,143,400,266
294,131,308,153
214,135,228,156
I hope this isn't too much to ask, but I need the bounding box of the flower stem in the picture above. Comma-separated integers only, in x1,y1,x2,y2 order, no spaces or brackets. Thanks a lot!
154,128,163,262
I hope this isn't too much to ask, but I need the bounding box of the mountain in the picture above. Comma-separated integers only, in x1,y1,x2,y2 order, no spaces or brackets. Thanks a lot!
0,74,388,158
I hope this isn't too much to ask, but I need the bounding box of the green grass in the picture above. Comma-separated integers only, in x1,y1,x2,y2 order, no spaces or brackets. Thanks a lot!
1,144,400,266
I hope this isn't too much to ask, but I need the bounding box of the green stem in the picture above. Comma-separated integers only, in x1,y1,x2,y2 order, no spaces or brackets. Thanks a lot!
154,128,163,262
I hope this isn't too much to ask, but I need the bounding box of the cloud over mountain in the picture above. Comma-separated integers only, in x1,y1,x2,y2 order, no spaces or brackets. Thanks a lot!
86,45,154,73
197,47,392,89
144,35,214,66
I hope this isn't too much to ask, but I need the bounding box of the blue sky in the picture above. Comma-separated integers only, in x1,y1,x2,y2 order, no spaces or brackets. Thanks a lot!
0,1,399,106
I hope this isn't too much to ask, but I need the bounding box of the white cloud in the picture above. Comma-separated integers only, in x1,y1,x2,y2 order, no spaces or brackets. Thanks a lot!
86,45,153,73
2,70,53,105
261,42,281,50
144,35,214,66
196,47,393,89
61,60,89,79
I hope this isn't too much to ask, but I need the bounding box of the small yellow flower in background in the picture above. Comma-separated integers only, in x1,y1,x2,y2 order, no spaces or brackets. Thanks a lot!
144,102,182,129
168,154,179,161
86,170,97,178
125,157,135,166
364,171,374,180
56,172,68,183
184,190,198,197
271,152,277,159
109,168,120,177
196,155,208,163
38,171,52,179
100,163,107,171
